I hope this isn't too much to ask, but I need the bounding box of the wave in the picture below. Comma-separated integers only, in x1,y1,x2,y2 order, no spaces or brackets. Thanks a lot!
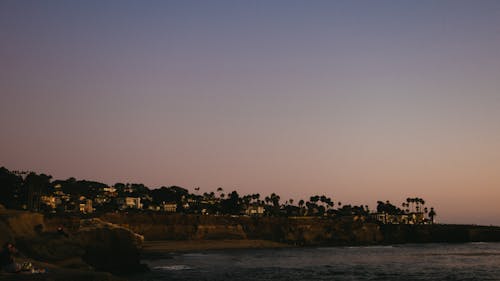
345,245,394,249
153,265,192,271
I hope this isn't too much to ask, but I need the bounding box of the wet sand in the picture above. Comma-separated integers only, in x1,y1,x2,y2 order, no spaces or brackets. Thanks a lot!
142,239,291,253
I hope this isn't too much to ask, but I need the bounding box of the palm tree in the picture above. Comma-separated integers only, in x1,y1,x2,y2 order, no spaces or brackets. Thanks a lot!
298,199,304,207
265,196,271,205
252,193,260,202
420,198,426,213
216,187,224,200
406,197,415,212
298,199,305,216
270,193,280,207
428,207,436,224
326,198,334,209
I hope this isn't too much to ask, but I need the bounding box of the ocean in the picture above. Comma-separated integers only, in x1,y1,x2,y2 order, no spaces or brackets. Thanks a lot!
132,242,500,281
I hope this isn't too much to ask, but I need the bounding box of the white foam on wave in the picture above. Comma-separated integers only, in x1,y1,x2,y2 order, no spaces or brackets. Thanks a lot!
183,252,208,257
153,265,192,271
346,245,394,249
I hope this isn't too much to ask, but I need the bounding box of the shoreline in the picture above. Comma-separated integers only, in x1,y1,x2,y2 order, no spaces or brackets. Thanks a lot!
141,236,500,255
141,239,291,254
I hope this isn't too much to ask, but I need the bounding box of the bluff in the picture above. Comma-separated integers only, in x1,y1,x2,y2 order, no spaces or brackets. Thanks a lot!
100,213,500,245
100,213,383,245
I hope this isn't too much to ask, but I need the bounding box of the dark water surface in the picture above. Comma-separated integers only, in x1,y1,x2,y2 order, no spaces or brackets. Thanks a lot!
132,242,500,281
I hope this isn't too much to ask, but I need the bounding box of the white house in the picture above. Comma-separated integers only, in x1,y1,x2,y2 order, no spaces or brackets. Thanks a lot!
161,202,177,213
245,205,265,216
116,197,142,209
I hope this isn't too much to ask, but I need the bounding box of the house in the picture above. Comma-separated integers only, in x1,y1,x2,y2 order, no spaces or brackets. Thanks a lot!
103,186,118,197
245,205,265,216
94,195,109,205
40,195,58,209
79,199,93,214
408,212,426,224
103,186,116,193
116,197,142,210
148,205,161,211
371,212,424,224
161,202,177,213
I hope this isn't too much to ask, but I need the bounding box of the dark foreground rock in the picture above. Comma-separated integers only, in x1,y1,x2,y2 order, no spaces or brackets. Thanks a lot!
76,219,147,274
0,206,146,280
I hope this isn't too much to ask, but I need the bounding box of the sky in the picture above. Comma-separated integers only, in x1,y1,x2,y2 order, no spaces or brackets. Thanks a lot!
1,0,500,225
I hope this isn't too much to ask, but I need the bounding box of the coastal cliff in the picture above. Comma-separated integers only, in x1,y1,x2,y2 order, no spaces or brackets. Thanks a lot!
100,213,383,245
101,213,500,246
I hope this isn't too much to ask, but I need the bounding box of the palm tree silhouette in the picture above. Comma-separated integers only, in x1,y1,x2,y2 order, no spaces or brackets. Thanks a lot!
428,207,436,224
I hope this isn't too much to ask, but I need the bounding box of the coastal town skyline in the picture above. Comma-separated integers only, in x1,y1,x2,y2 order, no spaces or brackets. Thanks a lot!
2,1,500,226
0,166,437,226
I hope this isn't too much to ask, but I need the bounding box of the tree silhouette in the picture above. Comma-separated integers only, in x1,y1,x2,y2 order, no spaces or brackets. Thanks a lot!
0,167,24,209
25,172,52,211
428,207,436,224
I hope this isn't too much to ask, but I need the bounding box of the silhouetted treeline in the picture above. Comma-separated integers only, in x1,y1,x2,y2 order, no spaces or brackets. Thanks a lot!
0,167,436,223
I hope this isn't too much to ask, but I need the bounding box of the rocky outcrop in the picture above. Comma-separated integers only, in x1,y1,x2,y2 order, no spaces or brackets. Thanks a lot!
75,219,146,274
0,208,146,277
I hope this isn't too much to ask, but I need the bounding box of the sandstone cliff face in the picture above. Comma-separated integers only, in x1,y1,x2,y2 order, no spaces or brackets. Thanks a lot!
101,213,384,245
100,213,500,245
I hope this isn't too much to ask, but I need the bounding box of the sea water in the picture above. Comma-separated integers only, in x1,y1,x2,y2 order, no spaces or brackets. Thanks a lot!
133,242,500,281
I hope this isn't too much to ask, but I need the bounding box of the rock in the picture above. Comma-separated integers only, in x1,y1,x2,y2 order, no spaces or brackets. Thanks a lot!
75,219,147,274
0,208,45,246
0,209,147,276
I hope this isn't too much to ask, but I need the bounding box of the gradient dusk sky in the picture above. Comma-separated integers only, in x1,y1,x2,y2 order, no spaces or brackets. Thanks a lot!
1,1,500,225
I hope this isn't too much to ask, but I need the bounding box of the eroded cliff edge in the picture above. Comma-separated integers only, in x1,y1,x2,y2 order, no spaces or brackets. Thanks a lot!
101,213,383,245
100,213,500,246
